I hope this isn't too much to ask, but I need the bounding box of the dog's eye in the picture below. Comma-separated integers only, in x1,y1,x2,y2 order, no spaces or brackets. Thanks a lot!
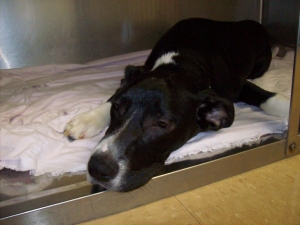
156,121,169,128
113,103,119,109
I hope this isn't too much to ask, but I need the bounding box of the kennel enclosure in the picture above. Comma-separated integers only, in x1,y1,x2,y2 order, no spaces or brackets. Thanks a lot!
0,1,300,224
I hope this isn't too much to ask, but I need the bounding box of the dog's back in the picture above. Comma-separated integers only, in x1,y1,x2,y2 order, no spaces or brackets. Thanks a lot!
145,18,271,78
145,18,272,102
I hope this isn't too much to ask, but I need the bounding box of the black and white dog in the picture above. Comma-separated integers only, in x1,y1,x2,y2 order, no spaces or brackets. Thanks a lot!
64,18,289,192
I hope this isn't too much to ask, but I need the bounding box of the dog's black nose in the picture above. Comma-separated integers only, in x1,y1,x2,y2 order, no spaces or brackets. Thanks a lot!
88,154,119,182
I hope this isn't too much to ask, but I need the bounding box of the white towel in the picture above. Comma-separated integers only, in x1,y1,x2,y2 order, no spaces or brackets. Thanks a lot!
0,49,292,176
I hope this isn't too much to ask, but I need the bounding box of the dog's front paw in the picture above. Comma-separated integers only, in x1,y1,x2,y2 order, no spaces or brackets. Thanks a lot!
64,116,101,141
64,103,111,141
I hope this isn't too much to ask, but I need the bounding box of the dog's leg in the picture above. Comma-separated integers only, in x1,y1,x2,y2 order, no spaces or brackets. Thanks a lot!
238,80,290,117
64,102,111,141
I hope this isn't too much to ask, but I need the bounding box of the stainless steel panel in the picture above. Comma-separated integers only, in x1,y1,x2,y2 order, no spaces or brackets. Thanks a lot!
261,0,300,154
0,141,288,225
262,0,300,47
287,14,300,155
0,0,262,69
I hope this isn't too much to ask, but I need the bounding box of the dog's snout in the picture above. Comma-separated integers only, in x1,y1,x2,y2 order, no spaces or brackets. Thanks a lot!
88,154,119,182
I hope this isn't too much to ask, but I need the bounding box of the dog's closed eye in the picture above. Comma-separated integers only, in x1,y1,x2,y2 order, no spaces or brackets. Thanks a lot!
155,121,169,128
112,103,119,109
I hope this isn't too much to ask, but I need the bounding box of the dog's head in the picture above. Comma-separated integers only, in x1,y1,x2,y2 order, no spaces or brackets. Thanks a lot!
87,66,234,192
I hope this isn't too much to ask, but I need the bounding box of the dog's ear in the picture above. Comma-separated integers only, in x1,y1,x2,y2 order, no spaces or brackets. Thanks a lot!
196,95,234,131
121,65,148,87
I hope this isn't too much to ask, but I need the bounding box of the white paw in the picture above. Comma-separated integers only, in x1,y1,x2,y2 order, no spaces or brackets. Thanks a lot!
260,94,290,117
64,102,111,141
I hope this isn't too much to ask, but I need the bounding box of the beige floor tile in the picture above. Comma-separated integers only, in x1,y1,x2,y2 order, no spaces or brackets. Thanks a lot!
79,155,300,225
176,155,300,225
78,196,200,225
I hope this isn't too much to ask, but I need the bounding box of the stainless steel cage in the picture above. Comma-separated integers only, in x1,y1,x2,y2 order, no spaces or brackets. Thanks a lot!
0,1,299,224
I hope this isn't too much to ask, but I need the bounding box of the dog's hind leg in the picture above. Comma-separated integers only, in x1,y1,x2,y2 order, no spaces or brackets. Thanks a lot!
237,80,290,117
64,102,111,141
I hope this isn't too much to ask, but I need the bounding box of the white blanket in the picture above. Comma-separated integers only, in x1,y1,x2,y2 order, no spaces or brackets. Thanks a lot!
0,49,293,176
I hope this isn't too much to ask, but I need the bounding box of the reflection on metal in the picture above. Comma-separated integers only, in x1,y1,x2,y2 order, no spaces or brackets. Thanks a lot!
0,0,262,69
286,14,300,155
0,141,288,225
262,0,300,47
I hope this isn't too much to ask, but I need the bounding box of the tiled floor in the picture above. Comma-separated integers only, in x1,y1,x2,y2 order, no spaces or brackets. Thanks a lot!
79,154,300,225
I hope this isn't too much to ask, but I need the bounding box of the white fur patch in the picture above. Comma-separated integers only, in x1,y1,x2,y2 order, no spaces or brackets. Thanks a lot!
152,52,179,70
260,94,290,117
111,160,128,190
93,111,135,154
93,133,114,154
90,112,136,190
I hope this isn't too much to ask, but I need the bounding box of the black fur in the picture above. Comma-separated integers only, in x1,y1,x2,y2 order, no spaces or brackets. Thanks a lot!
88,18,273,192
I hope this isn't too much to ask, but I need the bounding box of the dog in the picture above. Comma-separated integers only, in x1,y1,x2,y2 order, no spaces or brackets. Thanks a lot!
64,18,290,192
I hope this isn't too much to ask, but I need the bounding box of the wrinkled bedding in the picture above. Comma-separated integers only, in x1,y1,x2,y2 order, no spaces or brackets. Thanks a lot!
0,48,293,176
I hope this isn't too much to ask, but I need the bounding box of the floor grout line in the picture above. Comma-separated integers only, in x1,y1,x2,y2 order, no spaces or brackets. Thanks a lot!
174,195,202,225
